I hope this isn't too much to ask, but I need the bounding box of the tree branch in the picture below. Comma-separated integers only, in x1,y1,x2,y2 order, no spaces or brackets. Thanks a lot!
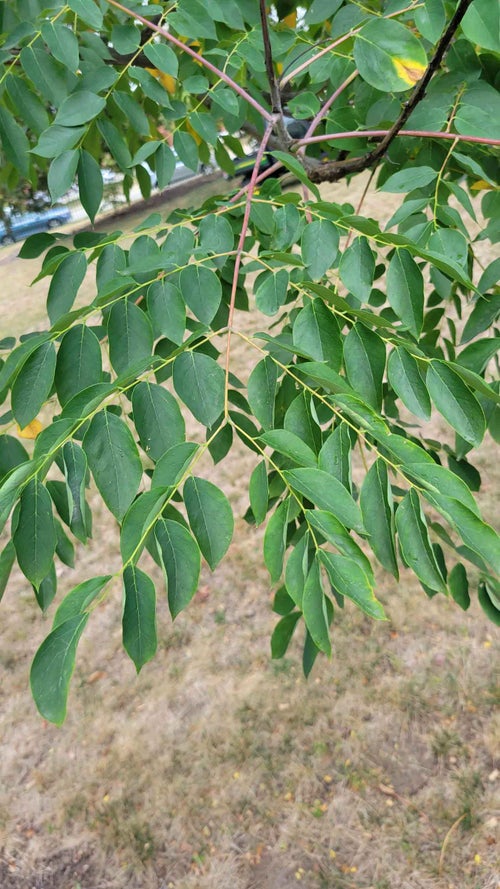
297,128,500,149
258,0,290,147
300,0,475,183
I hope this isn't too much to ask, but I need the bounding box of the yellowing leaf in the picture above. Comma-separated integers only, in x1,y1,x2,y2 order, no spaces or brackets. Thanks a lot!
393,57,426,86
17,419,43,439
283,11,297,27
146,67,176,95
470,179,494,191
185,121,201,145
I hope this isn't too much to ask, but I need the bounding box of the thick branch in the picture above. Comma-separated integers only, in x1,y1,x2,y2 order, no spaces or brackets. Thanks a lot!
300,0,475,183
258,0,291,147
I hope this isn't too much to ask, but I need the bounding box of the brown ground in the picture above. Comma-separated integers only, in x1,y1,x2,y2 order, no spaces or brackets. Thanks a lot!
0,175,498,889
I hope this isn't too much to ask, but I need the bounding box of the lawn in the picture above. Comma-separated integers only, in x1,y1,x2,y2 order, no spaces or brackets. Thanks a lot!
0,174,498,889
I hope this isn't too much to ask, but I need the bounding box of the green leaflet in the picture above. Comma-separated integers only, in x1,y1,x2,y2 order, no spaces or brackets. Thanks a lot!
83,410,143,522
304,510,373,581
53,575,111,628
448,564,470,611
199,214,234,268
284,468,364,534
302,557,331,656
13,479,56,590
107,300,154,376
249,461,269,525
55,325,103,407
147,281,186,344
132,381,185,462
155,517,201,619
78,149,103,223
424,491,500,576
173,352,225,428
271,611,302,659
122,565,157,672
11,342,56,428
260,429,317,468
247,357,279,430
319,551,386,620
151,442,199,489
292,299,342,371
48,150,79,203
179,265,222,325
360,459,399,578
255,269,289,316
264,499,290,583
386,249,424,338
318,424,352,492
0,106,30,176
344,324,385,411
184,476,234,570
0,540,16,603
301,220,339,280
285,531,309,610
47,252,87,324
387,347,431,420
41,22,79,71
62,441,89,543
339,236,375,303
395,490,447,594
30,613,89,724
427,360,486,447
120,488,170,564
55,91,105,127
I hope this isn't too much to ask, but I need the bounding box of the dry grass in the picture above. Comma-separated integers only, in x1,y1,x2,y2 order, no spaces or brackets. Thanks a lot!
0,175,499,889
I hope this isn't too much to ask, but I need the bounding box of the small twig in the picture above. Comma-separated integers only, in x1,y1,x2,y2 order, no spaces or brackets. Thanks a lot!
439,813,467,875
104,0,274,123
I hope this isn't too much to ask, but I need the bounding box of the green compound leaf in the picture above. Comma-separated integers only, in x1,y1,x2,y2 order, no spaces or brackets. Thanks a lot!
155,517,201,619
184,476,234,570
122,565,158,673
83,411,143,522
30,614,89,725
